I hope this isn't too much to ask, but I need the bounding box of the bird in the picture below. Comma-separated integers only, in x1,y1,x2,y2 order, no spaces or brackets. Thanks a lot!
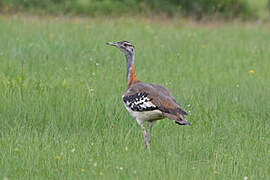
106,41,190,151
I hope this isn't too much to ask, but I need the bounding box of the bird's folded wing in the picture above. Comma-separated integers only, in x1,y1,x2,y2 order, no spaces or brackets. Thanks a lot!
149,93,188,116
122,92,158,112
123,82,188,115
123,91,187,116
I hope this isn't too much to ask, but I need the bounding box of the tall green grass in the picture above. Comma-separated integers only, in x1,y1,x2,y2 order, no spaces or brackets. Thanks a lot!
0,16,269,179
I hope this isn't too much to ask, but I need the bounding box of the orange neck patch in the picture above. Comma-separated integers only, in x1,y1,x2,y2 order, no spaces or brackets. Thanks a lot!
127,64,139,88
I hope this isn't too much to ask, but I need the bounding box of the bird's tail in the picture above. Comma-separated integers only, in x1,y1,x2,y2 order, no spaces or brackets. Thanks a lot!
163,112,190,126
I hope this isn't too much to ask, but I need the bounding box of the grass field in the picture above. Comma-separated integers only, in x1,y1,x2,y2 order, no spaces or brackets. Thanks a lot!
0,16,269,179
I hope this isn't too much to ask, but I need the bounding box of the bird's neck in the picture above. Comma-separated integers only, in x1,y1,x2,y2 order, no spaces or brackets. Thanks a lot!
125,53,139,88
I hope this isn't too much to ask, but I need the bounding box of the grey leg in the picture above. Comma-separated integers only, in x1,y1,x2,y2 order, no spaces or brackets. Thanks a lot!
139,122,151,152
147,121,154,147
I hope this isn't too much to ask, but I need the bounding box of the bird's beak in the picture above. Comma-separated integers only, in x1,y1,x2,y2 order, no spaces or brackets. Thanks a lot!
106,42,118,47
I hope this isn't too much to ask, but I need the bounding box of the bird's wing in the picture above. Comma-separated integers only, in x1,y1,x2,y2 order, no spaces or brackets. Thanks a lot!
122,92,158,112
123,82,188,116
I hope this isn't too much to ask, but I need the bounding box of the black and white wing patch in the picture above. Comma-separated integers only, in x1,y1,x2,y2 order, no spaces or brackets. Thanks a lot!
123,92,158,112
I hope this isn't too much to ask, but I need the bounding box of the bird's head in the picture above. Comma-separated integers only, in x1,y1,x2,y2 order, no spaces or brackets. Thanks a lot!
106,41,135,56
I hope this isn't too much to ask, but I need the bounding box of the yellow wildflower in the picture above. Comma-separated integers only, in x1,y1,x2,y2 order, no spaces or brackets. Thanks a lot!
55,155,61,160
249,70,255,74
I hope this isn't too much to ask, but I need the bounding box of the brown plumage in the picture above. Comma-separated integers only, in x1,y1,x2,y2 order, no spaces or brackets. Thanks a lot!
124,82,189,125
106,41,189,151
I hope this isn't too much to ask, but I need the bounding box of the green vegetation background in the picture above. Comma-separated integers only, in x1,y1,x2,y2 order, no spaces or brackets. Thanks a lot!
0,16,269,179
1,0,269,19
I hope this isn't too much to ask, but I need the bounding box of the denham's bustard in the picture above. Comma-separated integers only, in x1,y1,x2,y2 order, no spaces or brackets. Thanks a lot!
106,41,190,151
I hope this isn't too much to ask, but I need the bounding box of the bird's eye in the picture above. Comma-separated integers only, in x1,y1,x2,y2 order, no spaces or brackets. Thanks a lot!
123,43,127,47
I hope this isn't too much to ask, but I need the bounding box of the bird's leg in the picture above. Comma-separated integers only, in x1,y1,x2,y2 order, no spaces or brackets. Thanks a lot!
139,122,151,152
147,121,154,148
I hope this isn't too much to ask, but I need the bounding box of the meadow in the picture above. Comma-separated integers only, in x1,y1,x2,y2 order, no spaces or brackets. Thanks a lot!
0,16,269,179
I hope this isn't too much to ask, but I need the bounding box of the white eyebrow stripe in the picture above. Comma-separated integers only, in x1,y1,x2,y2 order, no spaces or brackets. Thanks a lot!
122,41,133,47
